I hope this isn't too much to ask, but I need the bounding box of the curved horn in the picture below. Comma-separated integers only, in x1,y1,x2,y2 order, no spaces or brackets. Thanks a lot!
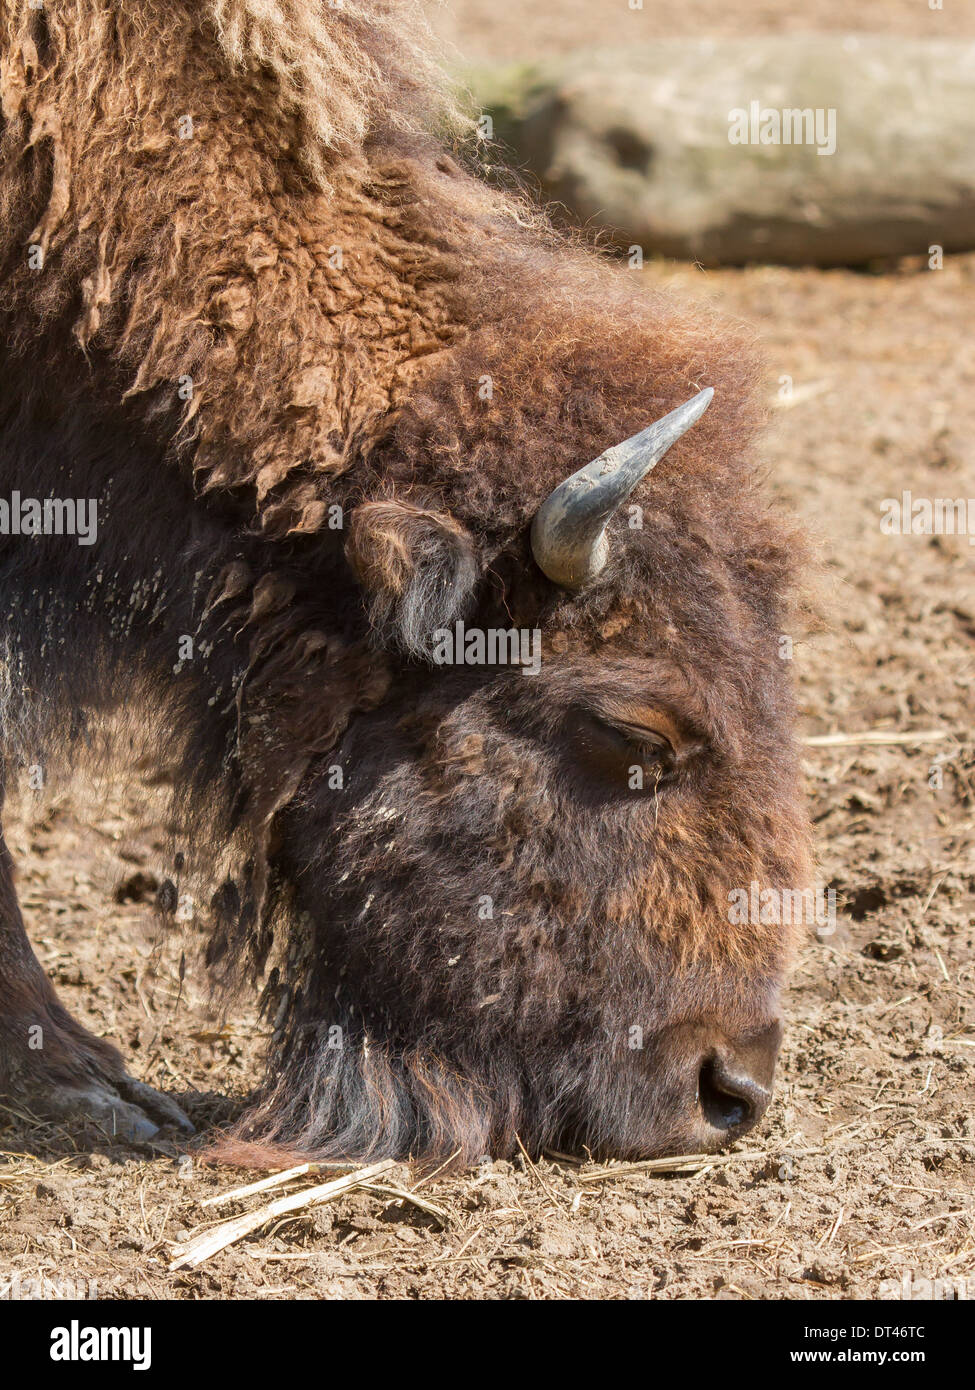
530,387,714,589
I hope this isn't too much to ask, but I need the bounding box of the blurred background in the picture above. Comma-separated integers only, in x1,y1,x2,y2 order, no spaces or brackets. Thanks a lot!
437,0,975,267
434,0,969,60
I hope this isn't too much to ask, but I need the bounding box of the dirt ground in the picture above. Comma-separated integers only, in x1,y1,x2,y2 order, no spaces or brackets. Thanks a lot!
1,2,973,1301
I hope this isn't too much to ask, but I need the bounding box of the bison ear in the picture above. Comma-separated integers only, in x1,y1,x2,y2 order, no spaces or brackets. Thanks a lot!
345,500,479,660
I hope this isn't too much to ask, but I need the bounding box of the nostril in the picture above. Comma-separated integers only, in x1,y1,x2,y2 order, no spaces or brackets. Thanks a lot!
697,1056,769,1132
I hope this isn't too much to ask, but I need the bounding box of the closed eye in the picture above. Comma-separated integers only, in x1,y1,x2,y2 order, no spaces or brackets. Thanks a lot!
567,708,675,792
605,719,674,756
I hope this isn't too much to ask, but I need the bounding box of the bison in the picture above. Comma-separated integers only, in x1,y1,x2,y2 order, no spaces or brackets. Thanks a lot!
0,0,811,1163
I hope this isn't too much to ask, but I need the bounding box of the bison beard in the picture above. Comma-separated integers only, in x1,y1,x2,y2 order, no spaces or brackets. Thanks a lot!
0,0,812,1163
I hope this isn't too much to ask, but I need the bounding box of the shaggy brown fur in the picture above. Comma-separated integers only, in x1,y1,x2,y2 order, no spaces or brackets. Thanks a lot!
0,0,811,1162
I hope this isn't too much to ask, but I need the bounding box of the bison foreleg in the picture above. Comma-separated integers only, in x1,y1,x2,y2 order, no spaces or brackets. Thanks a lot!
0,829,193,1142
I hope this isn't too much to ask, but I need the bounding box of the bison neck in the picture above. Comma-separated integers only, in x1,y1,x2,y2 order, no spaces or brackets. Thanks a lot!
0,335,366,845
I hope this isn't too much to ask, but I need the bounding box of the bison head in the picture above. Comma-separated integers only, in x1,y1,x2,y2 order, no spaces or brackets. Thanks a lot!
247,388,811,1166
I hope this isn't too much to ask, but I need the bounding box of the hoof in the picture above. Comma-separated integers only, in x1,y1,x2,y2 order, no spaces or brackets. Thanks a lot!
32,1075,195,1142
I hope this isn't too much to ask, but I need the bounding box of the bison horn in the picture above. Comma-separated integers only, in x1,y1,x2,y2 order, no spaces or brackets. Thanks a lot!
530,387,714,589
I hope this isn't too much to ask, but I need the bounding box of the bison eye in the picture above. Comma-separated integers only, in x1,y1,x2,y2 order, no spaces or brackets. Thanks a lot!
610,720,674,757
567,709,675,792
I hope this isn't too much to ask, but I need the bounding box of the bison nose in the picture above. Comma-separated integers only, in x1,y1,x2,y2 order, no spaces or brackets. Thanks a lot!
697,1056,770,1132
695,1020,782,1137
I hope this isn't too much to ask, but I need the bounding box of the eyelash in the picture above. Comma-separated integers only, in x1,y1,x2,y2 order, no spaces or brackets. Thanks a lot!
566,707,677,790
606,721,674,759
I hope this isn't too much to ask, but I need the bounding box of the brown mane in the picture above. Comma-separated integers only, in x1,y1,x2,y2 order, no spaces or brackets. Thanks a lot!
2,1,767,543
